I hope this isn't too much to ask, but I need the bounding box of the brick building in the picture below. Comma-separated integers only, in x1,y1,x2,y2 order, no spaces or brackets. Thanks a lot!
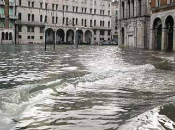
150,0,175,51
0,0,17,44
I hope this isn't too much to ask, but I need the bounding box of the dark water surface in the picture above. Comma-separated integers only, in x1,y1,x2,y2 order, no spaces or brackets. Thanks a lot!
0,45,175,130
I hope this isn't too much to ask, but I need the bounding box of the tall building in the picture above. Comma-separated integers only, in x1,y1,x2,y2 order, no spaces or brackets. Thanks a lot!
150,0,175,51
0,0,17,44
118,0,151,48
111,0,118,44
14,0,112,45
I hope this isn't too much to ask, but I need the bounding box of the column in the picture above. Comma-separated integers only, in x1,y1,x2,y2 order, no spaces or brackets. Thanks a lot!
83,32,85,42
124,1,127,18
74,31,76,45
55,31,56,44
149,29,153,50
161,24,166,51
173,27,175,50
64,33,66,42
43,31,46,44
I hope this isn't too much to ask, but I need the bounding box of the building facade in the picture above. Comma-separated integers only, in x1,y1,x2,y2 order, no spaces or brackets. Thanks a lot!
150,0,175,51
0,0,17,44
14,0,112,45
111,0,118,44
118,0,151,48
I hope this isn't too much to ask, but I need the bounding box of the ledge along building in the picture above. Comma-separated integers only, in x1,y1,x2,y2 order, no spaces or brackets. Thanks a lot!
0,0,17,44
13,0,112,45
118,0,151,48
150,0,175,51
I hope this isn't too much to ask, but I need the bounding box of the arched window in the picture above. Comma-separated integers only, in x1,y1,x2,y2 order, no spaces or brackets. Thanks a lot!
6,32,8,40
18,13,22,20
156,0,160,7
122,1,125,18
9,32,12,40
128,0,130,17
138,0,141,16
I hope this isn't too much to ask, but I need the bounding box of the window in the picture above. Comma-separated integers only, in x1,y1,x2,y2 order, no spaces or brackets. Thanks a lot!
52,17,54,24
18,13,21,20
18,35,22,39
56,17,58,24
40,3,43,8
76,18,78,25
40,36,43,39
18,26,22,32
45,16,47,23
32,2,34,7
156,0,160,7
108,21,110,27
90,20,92,27
28,36,30,39
52,4,54,10
45,3,48,9
40,27,44,33
32,14,34,21
40,15,43,22
19,0,21,6
108,31,111,35
31,36,34,39
94,30,96,35
28,14,30,21
28,1,30,7
94,20,96,26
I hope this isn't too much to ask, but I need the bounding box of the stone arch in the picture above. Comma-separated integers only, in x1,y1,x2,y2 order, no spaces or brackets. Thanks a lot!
45,28,55,44
85,30,92,45
76,30,83,45
165,15,174,51
5,32,8,40
2,32,4,40
66,29,74,44
153,17,162,50
9,32,12,40
57,29,65,44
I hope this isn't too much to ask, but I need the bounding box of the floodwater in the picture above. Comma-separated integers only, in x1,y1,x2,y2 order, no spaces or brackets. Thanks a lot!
0,44,175,130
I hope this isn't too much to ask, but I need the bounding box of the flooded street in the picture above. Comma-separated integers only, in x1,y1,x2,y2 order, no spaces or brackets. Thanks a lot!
0,45,175,130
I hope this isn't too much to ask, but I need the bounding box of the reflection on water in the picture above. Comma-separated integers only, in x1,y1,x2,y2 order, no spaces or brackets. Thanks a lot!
0,45,175,130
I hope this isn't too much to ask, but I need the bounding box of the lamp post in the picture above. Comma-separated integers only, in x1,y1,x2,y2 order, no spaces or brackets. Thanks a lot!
76,27,79,49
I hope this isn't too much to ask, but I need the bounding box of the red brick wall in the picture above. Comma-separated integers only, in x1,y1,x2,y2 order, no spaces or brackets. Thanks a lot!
5,0,9,29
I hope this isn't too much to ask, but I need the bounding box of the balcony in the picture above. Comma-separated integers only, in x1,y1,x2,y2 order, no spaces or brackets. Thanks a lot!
0,14,5,18
9,15,18,19
0,1,5,5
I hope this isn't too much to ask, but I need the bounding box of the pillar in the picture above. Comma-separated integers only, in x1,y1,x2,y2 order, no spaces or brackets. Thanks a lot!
55,31,56,45
74,31,76,45
83,32,85,42
161,24,166,51
64,33,66,42
173,27,175,51
43,30,46,44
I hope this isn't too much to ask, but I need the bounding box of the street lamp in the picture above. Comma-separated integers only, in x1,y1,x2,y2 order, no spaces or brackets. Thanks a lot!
76,27,79,49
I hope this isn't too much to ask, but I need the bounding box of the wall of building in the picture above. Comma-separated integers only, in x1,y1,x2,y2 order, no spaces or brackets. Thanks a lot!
118,0,150,49
15,0,112,44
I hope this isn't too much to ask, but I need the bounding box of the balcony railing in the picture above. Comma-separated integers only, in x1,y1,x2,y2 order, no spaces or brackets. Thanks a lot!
9,15,18,19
